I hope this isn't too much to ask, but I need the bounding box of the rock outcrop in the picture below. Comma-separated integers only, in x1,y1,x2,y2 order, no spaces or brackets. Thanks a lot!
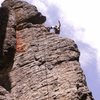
0,0,94,100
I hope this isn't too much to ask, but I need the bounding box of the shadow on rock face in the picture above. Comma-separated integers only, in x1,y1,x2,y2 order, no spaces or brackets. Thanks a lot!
27,12,46,24
0,74,12,92
0,7,15,92
0,7,9,70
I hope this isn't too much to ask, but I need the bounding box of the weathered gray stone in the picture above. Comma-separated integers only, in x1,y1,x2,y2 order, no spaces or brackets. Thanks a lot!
2,0,46,25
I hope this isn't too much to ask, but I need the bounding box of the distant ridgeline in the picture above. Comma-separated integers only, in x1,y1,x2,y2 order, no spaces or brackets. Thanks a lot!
0,0,94,100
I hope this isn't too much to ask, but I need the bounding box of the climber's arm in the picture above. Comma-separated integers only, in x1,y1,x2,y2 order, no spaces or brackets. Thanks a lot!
58,20,61,28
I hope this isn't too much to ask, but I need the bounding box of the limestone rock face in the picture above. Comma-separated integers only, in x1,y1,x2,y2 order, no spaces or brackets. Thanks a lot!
0,0,94,100
2,0,46,25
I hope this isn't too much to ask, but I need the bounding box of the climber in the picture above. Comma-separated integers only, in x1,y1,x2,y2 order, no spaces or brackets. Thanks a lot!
53,20,61,34
46,20,61,34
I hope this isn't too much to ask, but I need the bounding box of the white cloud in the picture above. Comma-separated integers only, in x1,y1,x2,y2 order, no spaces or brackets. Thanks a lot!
0,0,4,6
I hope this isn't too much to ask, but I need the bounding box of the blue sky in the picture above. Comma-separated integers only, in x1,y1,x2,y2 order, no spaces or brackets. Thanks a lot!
0,0,100,99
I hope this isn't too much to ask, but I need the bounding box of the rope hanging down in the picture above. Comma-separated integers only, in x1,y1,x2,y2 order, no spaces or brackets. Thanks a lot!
33,27,50,100
43,32,50,100
34,26,60,99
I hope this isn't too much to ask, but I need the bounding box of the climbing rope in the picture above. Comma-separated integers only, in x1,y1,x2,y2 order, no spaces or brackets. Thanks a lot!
33,28,50,100
34,27,60,99
43,31,50,100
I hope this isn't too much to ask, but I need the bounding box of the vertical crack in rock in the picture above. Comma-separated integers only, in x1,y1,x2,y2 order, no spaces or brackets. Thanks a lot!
0,7,9,69
0,0,94,100
0,5,16,100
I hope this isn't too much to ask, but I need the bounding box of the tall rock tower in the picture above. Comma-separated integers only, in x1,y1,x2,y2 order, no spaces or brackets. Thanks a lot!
0,0,94,100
